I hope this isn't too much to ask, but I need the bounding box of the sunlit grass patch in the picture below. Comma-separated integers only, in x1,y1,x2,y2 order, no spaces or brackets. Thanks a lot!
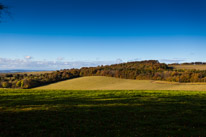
35,76,206,91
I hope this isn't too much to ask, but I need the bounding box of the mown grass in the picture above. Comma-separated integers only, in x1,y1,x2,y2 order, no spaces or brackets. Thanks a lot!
1,89,206,137
36,76,206,91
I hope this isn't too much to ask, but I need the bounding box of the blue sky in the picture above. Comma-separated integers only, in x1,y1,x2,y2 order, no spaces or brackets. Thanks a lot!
0,0,206,70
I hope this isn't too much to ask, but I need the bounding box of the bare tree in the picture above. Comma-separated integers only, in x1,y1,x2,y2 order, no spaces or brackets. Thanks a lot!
0,3,5,12
0,3,8,21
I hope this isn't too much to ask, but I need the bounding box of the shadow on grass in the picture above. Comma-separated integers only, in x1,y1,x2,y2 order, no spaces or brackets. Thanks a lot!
1,92,206,137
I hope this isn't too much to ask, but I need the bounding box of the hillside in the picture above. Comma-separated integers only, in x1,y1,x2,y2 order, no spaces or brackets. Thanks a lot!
2,60,206,89
36,76,206,91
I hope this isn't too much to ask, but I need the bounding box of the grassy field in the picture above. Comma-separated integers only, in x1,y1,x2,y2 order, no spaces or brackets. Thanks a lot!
170,64,206,70
36,76,206,91
1,89,206,136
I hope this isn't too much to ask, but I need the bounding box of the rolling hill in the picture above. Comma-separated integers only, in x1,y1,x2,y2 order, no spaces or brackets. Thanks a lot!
2,60,206,89
35,76,206,91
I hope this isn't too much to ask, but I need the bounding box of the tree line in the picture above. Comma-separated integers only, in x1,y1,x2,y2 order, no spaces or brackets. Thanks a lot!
171,62,206,65
1,60,206,89
0,69,80,89
79,60,206,82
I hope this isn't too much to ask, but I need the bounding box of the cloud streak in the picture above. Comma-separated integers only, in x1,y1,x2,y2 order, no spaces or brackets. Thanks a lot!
0,57,117,70
0,57,190,70
159,58,187,63
25,56,33,60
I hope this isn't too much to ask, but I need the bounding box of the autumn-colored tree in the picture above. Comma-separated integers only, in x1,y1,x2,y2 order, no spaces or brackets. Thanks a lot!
1,81,10,88
16,81,21,88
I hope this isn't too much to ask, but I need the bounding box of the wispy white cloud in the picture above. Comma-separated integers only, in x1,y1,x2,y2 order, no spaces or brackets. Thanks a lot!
0,57,119,70
1,57,189,70
160,58,187,63
116,58,123,63
25,56,32,60
128,58,141,62
56,57,64,61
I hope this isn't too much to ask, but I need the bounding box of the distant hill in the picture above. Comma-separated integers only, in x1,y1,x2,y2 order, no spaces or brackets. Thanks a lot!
35,76,206,91
2,60,206,89
0,70,52,74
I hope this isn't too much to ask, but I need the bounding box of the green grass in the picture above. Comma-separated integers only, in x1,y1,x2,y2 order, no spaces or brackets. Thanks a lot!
1,89,206,136
36,76,206,91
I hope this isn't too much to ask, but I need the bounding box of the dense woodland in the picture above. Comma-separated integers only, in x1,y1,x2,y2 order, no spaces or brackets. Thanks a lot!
170,62,206,65
1,60,206,89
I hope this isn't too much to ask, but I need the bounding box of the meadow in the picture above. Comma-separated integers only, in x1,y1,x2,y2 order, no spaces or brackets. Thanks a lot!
1,89,206,136
36,76,206,91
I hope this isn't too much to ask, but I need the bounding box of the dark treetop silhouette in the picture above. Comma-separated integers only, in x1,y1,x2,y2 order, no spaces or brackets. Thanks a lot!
0,3,5,12
0,3,6,20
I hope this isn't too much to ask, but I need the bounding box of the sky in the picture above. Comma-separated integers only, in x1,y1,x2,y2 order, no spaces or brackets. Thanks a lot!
0,0,206,70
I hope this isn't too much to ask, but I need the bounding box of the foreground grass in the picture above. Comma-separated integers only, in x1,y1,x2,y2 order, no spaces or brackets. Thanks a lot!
36,76,206,91
1,89,206,137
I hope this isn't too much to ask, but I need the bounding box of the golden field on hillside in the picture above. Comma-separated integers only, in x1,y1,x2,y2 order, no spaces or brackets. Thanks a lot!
36,76,206,91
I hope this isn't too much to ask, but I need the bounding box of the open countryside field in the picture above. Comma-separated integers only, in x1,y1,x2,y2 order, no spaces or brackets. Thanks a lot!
36,76,206,91
1,89,206,136
170,64,206,70
21,71,53,75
